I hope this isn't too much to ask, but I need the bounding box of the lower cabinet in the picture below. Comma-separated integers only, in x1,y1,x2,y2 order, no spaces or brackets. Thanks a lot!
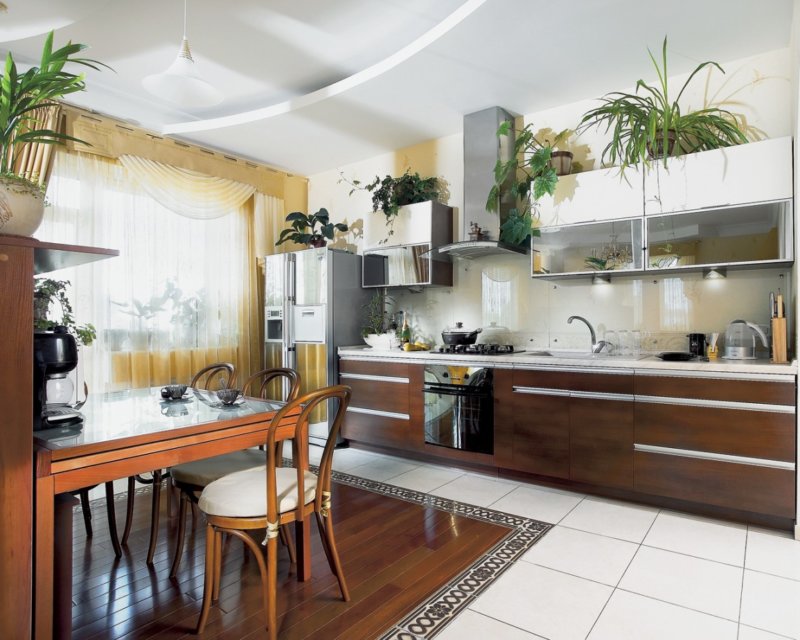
339,358,423,450
495,367,635,489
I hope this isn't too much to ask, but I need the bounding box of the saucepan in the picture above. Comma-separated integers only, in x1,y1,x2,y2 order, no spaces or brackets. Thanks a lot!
441,322,482,345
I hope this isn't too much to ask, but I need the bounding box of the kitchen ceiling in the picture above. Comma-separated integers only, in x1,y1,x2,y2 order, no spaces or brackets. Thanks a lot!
1,0,794,176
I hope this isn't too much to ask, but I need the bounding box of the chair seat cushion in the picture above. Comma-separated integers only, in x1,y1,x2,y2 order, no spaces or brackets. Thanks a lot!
171,450,266,487
198,466,318,518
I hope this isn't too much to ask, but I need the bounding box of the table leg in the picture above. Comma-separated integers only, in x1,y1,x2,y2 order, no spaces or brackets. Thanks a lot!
35,475,54,640
54,494,77,639
295,518,312,581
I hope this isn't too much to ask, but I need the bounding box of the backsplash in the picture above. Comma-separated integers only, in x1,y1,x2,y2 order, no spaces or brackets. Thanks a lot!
389,256,791,356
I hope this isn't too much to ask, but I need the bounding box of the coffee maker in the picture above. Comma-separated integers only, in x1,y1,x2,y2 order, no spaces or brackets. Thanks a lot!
33,326,84,430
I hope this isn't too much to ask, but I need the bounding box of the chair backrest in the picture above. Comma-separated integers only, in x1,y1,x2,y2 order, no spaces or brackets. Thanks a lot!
264,385,351,521
242,367,301,402
190,362,236,390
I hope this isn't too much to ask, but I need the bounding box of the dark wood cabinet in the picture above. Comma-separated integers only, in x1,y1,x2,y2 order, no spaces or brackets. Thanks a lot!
0,235,117,638
339,358,423,451
571,396,633,489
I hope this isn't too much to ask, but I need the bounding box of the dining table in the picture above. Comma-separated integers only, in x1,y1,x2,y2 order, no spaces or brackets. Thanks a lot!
33,387,304,640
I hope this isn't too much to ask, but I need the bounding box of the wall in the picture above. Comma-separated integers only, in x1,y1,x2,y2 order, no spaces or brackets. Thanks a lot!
309,47,793,352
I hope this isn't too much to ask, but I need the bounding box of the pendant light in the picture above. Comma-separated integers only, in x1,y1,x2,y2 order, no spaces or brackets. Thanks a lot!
142,0,223,108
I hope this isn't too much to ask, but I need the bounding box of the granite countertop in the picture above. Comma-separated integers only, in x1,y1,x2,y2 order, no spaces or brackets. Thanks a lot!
338,345,798,376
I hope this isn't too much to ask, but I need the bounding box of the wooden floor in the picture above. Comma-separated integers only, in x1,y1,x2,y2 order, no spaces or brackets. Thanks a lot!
70,481,510,640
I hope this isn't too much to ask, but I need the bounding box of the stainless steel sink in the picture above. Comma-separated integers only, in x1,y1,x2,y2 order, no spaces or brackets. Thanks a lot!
527,350,634,360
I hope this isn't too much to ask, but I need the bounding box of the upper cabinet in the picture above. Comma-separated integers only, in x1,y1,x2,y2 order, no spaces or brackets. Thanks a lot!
362,201,453,288
644,137,793,216
538,165,643,227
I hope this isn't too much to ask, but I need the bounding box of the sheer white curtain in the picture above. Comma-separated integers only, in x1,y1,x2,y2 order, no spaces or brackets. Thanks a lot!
35,151,264,392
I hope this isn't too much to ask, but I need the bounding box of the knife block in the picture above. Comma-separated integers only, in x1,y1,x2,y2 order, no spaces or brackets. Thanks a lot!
771,317,788,364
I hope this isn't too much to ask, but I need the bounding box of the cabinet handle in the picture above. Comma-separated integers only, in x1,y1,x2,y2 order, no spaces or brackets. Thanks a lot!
634,443,795,470
0,253,7,262
339,373,409,384
347,406,409,420
635,394,795,414
513,386,570,397
571,390,634,402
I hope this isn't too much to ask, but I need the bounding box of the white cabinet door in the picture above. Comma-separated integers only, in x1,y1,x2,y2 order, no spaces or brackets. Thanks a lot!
644,137,793,215
537,165,643,228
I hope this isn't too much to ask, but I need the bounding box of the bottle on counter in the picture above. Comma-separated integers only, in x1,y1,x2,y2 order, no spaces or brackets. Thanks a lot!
400,311,412,344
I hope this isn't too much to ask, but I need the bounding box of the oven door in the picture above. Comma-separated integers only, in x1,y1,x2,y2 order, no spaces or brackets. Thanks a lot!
423,379,493,455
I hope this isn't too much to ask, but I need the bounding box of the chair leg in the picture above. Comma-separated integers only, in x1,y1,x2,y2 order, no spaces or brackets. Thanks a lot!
105,482,122,558
316,511,349,601
146,469,163,565
120,476,136,546
212,530,223,602
169,490,189,579
265,530,278,640
196,523,216,634
78,488,93,538
278,524,296,566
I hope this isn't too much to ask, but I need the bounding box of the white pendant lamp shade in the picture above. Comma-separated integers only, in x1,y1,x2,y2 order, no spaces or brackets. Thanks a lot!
142,1,223,108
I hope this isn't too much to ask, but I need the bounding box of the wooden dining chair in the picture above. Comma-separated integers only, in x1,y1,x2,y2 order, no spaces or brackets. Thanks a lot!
167,367,301,578
194,384,352,638
122,362,238,565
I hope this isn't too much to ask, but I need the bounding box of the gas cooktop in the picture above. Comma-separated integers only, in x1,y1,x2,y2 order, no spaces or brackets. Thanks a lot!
436,344,523,355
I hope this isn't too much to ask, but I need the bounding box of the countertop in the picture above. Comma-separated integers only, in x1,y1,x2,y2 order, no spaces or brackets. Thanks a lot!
338,346,798,377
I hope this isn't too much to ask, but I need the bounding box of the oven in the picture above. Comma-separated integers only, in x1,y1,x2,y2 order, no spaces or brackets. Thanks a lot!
423,364,493,455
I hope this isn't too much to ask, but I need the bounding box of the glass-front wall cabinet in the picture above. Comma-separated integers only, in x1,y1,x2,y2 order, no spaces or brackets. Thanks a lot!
531,218,644,277
362,244,433,287
646,201,793,272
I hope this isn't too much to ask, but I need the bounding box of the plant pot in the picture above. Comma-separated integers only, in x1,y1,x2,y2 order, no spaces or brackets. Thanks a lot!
647,130,678,160
33,292,51,324
363,332,400,350
308,238,327,248
0,177,46,237
549,151,574,176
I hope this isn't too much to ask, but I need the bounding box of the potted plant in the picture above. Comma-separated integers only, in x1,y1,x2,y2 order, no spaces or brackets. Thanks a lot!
34,278,96,346
360,291,399,349
0,31,109,236
485,121,565,246
578,37,749,172
340,169,441,239
275,207,348,248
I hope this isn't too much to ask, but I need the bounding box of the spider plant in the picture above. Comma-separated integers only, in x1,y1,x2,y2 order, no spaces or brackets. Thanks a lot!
579,37,749,171
0,31,109,187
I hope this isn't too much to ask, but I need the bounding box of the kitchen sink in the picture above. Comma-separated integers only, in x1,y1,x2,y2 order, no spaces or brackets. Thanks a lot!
528,350,638,360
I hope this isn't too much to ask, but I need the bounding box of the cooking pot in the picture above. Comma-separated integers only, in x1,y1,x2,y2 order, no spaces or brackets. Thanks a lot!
441,322,482,345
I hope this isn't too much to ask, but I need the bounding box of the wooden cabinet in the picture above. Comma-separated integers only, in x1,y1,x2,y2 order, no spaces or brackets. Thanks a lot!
495,367,634,489
0,235,117,638
633,371,796,518
339,358,424,450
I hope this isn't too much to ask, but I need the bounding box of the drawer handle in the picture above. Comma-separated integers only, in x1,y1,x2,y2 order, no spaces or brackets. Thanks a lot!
634,443,795,470
635,394,795,414
339,373,409,384
513,386,570,397
347,406,409,420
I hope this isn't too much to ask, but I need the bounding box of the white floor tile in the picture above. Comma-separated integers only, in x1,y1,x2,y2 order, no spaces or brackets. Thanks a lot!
436,609,544,640
746,529,800,581
430,474,517,507
588,590,738,640
471,563,612,640
386,465,465,493
559,496,658,542
489,484,584,523
330,447,387,472
740,569,800,638
618,546,742,620
345,457,421,482
522,525,638,586
643,511,747,566
738,625,793,640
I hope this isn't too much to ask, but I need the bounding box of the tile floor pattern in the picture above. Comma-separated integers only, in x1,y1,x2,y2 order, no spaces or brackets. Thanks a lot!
318,446,800,640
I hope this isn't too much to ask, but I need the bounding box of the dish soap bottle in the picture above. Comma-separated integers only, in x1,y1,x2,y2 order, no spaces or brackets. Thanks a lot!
401,312,412,344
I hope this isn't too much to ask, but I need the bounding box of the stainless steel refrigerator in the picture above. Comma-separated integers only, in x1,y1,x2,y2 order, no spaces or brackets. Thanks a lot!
264,247,368,446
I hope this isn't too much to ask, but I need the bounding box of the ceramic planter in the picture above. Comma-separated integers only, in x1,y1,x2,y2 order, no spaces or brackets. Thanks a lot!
0,177,46,236
549,150,574,176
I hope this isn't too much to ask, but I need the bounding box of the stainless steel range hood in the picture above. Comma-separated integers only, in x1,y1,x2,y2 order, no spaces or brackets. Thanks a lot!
438,106,528,259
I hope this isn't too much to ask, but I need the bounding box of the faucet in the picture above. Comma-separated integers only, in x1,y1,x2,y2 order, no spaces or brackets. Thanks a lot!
567,315,611,353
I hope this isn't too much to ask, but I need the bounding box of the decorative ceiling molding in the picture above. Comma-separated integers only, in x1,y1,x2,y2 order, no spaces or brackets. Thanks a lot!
162,0,488,135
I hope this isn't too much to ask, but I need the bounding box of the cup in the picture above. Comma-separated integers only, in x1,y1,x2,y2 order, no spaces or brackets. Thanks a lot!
161,384,187,400
631,330,642,357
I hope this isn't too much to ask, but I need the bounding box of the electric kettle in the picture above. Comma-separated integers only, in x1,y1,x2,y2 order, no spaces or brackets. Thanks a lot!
723,320,768,360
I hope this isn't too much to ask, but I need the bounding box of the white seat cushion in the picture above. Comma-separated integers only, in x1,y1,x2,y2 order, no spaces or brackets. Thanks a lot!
171,450,266,487
198,466,318,518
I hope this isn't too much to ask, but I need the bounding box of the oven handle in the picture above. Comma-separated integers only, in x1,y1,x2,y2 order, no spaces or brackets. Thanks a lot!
423,384,492,397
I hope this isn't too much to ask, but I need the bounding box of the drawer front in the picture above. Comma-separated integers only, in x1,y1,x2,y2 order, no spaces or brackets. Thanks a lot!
634,450,795,518
571,397,634,489
342,410,412,449
511,389,570,479
339,358,409,379
514,368,633,394
635,373,795,405
636,402,795,462
340,376,409,415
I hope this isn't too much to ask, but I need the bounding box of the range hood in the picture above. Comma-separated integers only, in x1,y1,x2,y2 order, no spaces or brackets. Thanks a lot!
438,106,528,259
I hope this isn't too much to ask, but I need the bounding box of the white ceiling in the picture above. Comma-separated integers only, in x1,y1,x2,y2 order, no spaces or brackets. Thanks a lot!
1,0,794,175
